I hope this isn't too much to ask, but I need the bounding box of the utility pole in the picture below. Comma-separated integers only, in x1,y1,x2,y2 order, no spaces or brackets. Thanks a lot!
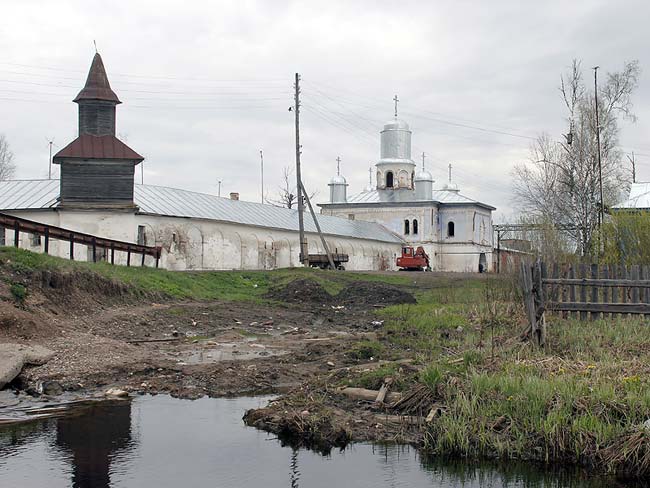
294,73,308,266
628,152,636,183
593,66,604,227
260,149,264,203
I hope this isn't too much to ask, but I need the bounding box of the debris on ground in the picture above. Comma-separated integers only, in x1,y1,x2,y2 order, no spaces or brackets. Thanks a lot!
335,281,416,307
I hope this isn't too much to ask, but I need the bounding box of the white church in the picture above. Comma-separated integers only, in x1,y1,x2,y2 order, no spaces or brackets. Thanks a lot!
0,54,494,272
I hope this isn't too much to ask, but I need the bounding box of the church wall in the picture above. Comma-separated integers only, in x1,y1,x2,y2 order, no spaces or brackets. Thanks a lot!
2,209,401,272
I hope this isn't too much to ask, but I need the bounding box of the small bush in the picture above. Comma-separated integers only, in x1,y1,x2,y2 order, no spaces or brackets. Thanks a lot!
10,283,27,302
420,365,443,392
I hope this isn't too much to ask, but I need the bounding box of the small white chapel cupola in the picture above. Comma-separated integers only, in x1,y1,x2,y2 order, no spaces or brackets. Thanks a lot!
415,152,433,200
442,163,460,192
376,95,416,191
329,156,348,203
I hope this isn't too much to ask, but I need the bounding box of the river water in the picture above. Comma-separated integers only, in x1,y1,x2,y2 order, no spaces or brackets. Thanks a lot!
0,395,626,487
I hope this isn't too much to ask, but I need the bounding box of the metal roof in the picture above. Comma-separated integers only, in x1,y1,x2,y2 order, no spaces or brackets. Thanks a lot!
0,180,402,244
339,188,495,209
73,53,121,104
613,182,650,209
53,135,144,162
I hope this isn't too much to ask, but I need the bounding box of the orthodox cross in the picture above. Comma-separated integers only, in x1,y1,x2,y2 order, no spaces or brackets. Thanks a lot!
448,163,452,182
421,152,426,170
368,167,373,187
393,94,399,118
336,156,341,176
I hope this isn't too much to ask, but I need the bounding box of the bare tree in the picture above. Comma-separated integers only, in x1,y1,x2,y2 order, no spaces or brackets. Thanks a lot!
512,59,640,255
267,166,317,208
0,134,16,180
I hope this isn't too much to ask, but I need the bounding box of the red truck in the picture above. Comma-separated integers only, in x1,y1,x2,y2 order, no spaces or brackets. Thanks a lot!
396,246,431,271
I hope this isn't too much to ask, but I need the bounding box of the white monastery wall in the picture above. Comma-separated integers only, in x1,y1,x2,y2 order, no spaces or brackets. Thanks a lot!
2,209,401,272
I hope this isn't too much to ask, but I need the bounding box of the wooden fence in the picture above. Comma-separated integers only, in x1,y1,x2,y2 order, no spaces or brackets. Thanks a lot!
0,213,162,267
520,261,650,345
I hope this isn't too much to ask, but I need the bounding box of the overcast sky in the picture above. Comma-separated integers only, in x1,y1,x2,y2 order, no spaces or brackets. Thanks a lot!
1,0,648,221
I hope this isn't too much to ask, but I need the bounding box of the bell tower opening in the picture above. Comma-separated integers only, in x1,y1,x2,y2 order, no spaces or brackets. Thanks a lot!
386,171,394,188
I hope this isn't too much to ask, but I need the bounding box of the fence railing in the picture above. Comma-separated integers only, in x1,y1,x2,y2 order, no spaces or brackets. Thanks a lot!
520,261,650,345
0,213,162,267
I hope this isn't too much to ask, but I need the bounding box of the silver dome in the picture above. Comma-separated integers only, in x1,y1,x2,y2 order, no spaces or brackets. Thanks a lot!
329,174,347,185
414,169,433,181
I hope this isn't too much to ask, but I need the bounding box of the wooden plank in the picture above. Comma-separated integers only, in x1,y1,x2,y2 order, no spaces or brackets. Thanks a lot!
550,263,558,305
591,264,599,321
579,264,587,320
630,264,641,318
13,222,19,247
548,301,650,314
569,265,577,320
542,278,650,288
619,265,628,320
602,266,610,320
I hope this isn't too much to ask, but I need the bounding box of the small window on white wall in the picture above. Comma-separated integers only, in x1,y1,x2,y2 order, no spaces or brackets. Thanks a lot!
413,219,418,235
447,221,455,237
404,219,410,235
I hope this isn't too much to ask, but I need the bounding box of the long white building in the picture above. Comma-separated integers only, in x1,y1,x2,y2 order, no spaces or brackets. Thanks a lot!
0,53,494,272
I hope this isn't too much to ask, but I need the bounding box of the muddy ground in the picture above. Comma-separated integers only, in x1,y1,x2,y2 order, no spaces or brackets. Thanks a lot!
0,267,434,447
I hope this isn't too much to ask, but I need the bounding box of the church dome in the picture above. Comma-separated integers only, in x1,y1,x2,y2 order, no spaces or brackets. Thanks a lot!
414,169,433,181
382,119,410,131
442,182,460,192
329,174,347,185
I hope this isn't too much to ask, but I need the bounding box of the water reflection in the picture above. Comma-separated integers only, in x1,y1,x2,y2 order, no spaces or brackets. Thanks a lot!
0,395,637,488
55,401,134,488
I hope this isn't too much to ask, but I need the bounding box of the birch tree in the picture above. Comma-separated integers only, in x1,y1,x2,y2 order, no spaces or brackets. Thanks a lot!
0,134,16,180
512,60,640,255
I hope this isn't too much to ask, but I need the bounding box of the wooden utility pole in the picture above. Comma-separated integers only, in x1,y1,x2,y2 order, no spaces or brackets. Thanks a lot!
294,73,308,265
628,152,636,183
593,66,604,227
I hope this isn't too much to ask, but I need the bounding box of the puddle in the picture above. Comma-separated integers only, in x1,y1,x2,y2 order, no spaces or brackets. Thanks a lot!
0,394,624,488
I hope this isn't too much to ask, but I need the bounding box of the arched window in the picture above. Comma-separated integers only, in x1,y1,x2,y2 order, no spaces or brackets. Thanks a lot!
404,219,410,235
386,171,394,188
447,221,455,237
413,219,418,235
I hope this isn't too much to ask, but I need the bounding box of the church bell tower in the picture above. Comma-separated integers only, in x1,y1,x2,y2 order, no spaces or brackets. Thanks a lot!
53,53,143,209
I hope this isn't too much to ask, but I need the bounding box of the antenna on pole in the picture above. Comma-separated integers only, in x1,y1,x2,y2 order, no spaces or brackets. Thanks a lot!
260,149,264,203
393,94,399,118
336,156,341,176
45,137,56,179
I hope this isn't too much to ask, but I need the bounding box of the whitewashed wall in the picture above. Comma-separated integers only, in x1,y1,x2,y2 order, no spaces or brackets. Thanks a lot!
3,209,402,271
